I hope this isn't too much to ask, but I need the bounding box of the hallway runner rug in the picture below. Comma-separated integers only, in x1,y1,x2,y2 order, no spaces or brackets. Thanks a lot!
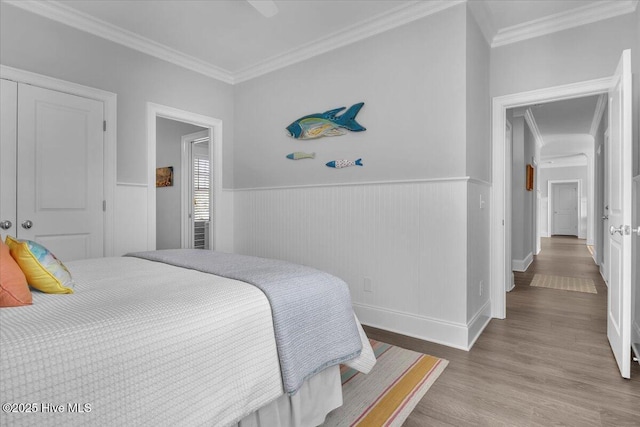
530,274,597,294
322,340,448,427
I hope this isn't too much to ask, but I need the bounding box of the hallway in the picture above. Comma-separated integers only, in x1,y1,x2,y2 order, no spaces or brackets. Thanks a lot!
366,236,640,425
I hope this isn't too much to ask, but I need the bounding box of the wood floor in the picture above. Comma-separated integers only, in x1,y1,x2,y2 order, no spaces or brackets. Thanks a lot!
364,236,640,426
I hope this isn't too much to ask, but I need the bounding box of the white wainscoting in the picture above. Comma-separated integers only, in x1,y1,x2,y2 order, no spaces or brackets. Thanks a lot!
114,183,148,256
235,178,490,350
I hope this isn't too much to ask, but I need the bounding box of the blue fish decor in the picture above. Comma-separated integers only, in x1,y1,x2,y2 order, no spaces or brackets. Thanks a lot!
326,159,363,169
286,152,316,160
286,102,366,140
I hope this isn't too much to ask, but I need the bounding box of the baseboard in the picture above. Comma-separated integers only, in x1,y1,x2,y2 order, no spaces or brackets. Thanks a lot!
512,252,533,272
353,302,470,351
467,300,492,349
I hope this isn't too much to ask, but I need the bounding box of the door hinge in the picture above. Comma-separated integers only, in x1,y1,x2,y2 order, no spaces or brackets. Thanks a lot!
103,120,106,132
103,200,106,212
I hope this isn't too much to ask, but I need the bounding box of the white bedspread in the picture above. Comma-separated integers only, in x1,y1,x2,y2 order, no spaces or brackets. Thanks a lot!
0,257,284,427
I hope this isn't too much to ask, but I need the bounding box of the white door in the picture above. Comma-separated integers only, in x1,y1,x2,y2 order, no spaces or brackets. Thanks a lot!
606,50,632,379
552,183,578,236
0,79,18,238
16,83,104,261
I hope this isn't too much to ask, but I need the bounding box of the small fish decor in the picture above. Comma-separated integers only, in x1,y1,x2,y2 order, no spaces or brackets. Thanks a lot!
326,159,363,169
286,152,316,160
286,102,366,140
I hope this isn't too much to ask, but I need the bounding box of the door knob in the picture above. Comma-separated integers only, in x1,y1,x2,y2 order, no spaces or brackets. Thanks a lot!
633,227,640,237
21,220,33,229
602,215,608,220
609,225,629,236
0,220,12,230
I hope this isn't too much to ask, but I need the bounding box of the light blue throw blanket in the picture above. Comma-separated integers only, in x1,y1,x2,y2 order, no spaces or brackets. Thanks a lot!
126,250,362,394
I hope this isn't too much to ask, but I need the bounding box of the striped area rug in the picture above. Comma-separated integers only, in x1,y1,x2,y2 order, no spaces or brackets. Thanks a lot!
530,274,597,294
322,340,448,427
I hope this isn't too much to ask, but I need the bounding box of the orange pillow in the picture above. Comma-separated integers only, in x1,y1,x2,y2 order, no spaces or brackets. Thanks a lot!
0,238,32,307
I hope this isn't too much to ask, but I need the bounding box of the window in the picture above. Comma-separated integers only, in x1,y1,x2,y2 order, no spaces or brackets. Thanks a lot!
192,154,210,221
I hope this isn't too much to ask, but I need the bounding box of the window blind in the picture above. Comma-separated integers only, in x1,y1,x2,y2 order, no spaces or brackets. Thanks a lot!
193,155,210,221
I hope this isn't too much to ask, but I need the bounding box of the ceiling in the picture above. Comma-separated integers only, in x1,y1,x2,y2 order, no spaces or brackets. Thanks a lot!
4,0,636,165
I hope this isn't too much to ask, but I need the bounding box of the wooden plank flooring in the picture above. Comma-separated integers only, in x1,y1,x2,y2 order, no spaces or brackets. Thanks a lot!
364,236,640,426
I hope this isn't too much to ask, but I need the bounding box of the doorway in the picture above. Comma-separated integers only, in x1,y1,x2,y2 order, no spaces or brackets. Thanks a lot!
146,103,223,251
490,77,611,319
155,118,207,250
549,180,580,237
181,130,211,249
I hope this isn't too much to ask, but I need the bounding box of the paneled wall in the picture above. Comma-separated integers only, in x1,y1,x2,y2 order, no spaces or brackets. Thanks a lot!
235,178,490,349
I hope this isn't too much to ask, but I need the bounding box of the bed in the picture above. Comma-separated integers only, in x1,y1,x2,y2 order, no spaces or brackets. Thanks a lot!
0,249,375,427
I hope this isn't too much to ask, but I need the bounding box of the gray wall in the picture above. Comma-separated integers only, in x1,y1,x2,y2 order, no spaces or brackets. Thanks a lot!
465,6,491,183
155,118,206,250
233,4,469,189
465,6,491,324
0,2,235,188
491,12,637,98
511,114,536,264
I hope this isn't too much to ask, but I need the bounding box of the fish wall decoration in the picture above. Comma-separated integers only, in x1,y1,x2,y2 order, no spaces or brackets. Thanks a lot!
326,159,363,169
286,152,316,160
286,102,366,140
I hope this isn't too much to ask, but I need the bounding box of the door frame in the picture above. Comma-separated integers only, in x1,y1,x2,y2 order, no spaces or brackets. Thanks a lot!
548,179,581,237
180,130,209,249
0,65,117,256
491,77,611,318
146,103,223,251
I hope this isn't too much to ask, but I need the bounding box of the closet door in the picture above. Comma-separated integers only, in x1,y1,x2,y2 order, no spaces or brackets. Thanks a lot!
17,83,104,261
0,79,17,239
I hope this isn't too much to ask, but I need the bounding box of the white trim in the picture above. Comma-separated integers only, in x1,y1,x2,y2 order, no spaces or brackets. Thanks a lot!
4,0,234,84
0,64,117,257
492,0,638,47
589,94,608,136
146,103,223,251
467,300,492,350
512,252,533,272
233,0,464,83
180,130,209,249
353,302,471,351
8,0,637,84
523,108,544,148
234,176,490,192
491,77,611,319
116,182,147,188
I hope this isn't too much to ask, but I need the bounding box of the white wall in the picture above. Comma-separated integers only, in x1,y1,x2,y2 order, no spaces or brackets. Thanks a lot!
0,3,235,254
234,4,491,349
491,12,637,98
234,5,467,189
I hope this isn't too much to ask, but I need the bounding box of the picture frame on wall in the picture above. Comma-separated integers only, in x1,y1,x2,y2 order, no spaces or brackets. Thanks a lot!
526,164,534,191
156,166,173,187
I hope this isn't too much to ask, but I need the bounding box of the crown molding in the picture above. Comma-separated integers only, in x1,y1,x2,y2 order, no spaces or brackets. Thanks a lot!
6,0,637,85
4,0,235,84
234,0,465,83
492,0,638,48
589,93,607,136
4,0,464,85
523,108,544,149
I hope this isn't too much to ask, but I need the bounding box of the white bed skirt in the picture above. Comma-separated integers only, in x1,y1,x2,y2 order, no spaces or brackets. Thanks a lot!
237,365,342,427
